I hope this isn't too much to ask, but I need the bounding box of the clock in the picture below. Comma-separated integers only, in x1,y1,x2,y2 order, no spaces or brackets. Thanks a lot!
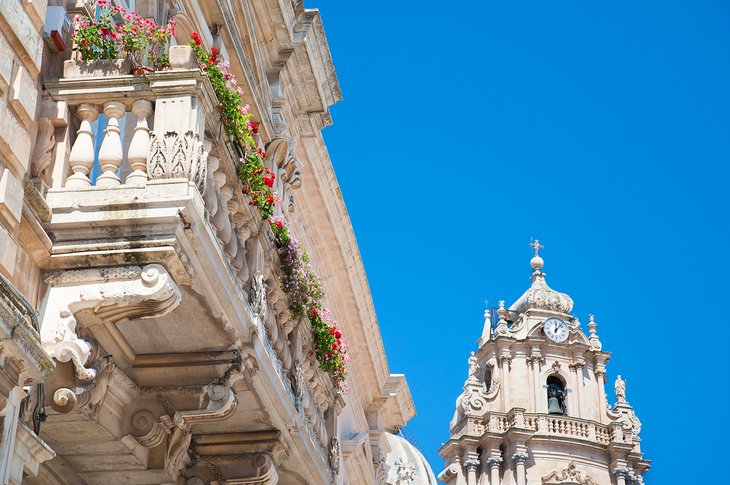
544,317,569,343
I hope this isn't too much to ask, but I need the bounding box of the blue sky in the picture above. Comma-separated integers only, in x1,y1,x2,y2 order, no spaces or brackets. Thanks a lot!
316,1,729,483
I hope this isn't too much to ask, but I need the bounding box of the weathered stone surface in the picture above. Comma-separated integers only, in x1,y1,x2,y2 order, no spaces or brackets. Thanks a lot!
0,34,12,94
0,222,18,275
0,0,43,75
0,167,24,224
62,59,132,79
9,65,37,127
0,101,32,173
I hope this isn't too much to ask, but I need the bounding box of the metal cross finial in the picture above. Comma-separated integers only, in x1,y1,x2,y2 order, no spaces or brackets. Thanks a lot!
530,239,544,257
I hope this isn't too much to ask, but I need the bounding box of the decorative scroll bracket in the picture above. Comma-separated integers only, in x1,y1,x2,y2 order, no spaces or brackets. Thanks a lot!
40,264,182,382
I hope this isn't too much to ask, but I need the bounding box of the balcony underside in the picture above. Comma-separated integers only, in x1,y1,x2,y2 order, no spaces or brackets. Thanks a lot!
33,181,334,484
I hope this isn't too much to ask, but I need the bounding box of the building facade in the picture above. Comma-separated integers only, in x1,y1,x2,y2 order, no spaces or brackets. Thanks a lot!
438,243,650,485
0,0,436,483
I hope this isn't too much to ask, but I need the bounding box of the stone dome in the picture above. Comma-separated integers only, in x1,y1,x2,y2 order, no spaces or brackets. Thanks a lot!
383,432,437,485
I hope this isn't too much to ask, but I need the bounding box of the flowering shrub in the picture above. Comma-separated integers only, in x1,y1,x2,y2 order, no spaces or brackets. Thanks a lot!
189,35,349,392
188,36,255,147
72,1,175,70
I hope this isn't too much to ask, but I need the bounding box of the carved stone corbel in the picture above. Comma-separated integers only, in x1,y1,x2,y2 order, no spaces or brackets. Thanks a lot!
225,453,279,484
41,264,182,382
31,118,56,191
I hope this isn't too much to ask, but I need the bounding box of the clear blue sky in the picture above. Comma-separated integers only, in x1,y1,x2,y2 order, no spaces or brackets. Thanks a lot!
315,1,728,483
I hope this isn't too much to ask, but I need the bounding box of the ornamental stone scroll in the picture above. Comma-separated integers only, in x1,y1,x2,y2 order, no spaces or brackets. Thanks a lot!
40,264,182,381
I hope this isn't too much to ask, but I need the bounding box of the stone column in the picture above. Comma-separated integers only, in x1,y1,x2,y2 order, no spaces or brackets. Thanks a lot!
512,452,528,485
464,459,479,485
500,351,511,410
570,362,584,418
613,466,630,485
595,365,607,422
487,456,503,485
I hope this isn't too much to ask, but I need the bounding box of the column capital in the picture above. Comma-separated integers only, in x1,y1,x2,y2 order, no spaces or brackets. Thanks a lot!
486,456,503,469
512,451,529,465
612,466,631,479
464,459,480,472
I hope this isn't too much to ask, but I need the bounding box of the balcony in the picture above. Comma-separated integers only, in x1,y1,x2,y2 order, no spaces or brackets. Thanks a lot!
34,48,342,483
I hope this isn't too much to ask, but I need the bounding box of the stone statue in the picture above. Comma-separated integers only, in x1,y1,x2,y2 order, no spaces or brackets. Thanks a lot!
467,351,479,382
615,375,626,403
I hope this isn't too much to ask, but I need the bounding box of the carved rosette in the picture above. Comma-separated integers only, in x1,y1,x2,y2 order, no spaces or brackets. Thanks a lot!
148,130,208,192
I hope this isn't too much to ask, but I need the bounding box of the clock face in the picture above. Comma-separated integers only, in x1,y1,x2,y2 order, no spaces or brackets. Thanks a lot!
544,317,569,343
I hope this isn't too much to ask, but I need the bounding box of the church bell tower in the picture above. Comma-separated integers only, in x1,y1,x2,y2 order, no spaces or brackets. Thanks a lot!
438,242,649,485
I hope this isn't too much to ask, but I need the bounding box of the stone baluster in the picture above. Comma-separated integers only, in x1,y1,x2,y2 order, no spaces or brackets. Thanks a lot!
215,183,234,246
96,101,126,187
126,100,153,186
225,198,240,259
487,456,502,485
204,153,220,216
235,226,251,283
512,452,528,485
66,104,98,188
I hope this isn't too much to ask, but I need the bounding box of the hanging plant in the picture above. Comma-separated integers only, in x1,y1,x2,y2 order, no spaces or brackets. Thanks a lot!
190,35,349,392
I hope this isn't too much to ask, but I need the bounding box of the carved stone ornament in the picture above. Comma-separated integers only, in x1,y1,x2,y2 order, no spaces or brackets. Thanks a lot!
328,436,340,475
31,118,56,188
511,272,574,315
542,462,598,485
395,457,416,483
250,271,267,320
41,264,181,381
148,130,208,192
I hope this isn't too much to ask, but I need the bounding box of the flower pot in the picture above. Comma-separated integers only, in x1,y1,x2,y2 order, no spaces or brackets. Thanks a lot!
169,45,197,70
131,66,154,76
63,59,132,78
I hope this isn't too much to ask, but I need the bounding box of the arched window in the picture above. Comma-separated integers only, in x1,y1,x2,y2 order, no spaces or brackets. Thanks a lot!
546,375,567,415
484,366,493,391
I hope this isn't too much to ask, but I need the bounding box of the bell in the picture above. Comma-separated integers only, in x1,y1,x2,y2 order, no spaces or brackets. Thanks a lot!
548,397,563,414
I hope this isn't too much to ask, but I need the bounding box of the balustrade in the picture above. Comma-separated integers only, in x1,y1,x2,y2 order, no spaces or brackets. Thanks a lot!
473,411,613,447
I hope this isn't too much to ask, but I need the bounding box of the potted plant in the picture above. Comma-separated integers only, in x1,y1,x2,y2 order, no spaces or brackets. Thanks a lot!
65,0,175,78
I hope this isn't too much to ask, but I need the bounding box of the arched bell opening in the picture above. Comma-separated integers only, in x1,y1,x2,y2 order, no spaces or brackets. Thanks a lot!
546,375,567,415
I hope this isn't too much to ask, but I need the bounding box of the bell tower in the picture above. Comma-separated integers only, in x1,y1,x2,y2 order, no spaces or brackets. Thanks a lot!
438,242,649,485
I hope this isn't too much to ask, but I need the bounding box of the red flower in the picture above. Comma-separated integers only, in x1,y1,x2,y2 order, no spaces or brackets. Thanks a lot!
191,32,202,45
312,308,319,318
250,122,259,134
210,47,218,64
263,175,275,188
276,221,283,229
329,328,335,335
335,331,342,339
266,195,274,204
331,343,337,350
